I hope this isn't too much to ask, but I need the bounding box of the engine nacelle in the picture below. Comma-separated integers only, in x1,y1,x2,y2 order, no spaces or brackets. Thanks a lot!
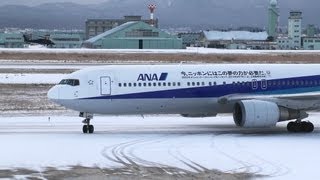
233,100,302,128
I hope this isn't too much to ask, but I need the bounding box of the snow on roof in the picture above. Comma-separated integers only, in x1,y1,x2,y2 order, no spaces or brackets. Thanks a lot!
203,31,268,41
85,21,138,43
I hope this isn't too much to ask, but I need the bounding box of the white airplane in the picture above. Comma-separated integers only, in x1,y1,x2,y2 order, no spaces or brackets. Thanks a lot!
48,64,320,134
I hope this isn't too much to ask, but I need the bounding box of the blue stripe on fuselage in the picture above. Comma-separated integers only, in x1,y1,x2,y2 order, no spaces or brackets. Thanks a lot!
82,75,320,100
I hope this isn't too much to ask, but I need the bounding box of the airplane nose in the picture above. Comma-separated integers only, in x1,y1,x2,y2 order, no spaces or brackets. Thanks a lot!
47,86,59,100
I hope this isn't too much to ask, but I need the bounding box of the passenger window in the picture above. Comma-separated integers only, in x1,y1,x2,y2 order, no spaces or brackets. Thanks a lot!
143,83,147,87
192,82,195,86
187,82,190,86
128,83,132,87
133,83,137,87
163,82,166,86
173,82,176,86
153,83,157,86
202,82,205,86
124,83,127,87
118,83,122,87
209,82,212,86
158,82,162,86
214,82,217,86
148,83,152,87
178,82,181,86
168,82,171,86
138,83,142,87
197,82,200,86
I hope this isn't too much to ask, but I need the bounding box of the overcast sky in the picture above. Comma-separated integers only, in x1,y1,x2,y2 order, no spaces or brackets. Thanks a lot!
0,0,108,6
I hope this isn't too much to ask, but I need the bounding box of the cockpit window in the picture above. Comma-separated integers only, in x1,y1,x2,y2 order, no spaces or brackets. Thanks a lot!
59,79,80,86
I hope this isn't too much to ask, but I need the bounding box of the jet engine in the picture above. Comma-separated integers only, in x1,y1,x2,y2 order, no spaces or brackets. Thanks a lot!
233,100,302,128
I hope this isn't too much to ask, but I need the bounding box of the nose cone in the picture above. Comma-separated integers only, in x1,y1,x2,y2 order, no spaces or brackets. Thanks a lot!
47,86,59,101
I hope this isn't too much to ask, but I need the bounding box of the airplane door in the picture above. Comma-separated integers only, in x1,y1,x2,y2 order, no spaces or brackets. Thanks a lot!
100,76,111,95
252,79,258,90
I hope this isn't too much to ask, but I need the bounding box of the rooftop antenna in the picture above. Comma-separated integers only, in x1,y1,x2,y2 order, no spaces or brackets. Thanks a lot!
148,4,157,26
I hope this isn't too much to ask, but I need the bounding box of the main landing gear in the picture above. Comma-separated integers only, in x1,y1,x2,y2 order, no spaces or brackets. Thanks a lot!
286,111,314,133
80,112,94,134
287,121,314,133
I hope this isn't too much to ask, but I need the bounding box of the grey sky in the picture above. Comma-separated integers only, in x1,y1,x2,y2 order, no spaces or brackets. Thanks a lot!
0,0,108,6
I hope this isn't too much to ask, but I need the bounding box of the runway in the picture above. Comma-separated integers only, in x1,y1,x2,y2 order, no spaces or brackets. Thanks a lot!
1,61,320,179
0,114,319,180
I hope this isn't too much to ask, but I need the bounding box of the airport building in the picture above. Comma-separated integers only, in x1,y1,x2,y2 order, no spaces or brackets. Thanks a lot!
277,11,303,49
0,33,24,48
85,16,159,40
82,21,182,49
178,32,201,48
267,0,279,39
306,24,317,37
199,31,274,49
302,37,320,50
50,34,84,48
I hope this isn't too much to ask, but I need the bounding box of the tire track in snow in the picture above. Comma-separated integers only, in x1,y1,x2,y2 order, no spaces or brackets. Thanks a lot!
100,135,193,177
209,133,262,175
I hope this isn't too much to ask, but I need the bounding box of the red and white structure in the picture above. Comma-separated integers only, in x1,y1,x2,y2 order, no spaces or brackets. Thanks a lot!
148,4,157,26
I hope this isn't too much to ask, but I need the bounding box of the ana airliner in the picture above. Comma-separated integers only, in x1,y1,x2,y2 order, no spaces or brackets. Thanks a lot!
48,64,320,134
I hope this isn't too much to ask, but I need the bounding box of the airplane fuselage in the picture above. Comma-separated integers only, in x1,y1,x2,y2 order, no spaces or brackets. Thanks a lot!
48,64,320,115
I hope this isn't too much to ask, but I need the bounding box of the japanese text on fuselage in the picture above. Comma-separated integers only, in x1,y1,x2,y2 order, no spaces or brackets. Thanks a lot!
181,70,271,79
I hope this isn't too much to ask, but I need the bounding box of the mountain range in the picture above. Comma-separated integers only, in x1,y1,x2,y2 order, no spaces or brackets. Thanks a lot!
0,0,319,30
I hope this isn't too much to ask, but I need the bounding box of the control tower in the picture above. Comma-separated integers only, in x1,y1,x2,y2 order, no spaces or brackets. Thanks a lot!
288,11,302,48
267,0,279,39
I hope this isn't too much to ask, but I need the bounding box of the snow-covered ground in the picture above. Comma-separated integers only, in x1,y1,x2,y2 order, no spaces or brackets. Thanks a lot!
0,114,319,180
1,58,320,179
0,74,64,84
1,47,320,55
0,63,103,70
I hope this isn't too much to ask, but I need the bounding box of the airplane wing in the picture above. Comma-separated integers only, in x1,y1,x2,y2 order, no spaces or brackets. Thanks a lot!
217,92,320,110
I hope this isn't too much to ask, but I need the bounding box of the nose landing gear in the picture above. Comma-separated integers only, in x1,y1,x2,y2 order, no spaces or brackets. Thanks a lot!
80,112,94,134
82,118,94,134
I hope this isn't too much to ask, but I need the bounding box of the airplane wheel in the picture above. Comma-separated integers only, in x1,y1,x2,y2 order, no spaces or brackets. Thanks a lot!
89,125,94,134
287,121,314,133
83,125,88,134
302,122,314,133
287,122,295,132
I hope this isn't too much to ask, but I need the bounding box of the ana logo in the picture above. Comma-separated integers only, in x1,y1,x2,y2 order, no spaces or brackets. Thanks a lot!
137,73,168,81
